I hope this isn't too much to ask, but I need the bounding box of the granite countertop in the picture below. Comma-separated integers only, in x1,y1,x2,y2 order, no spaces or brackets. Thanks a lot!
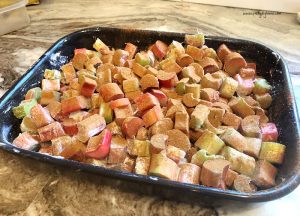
0,0,300,215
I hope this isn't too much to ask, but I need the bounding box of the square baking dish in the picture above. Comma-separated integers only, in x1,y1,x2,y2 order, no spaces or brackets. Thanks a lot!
0,27,299,202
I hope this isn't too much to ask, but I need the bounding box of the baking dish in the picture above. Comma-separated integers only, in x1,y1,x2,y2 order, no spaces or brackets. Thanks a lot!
0,27,299,202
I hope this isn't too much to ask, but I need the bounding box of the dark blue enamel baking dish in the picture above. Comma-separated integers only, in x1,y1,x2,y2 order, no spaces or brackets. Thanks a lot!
0,27,299,202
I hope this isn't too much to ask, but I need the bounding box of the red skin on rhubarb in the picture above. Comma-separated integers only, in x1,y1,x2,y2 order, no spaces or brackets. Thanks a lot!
99,83,124,102
134,93,160,113
142,105,164,128
110,98,130,109
31,104,54,128
13,132,39,150
157,70,178,88
85,129,112,159
151,40,168,59
80,77,97,97
124,43,137,60
61,96,88,114
149,89,168,107
38,122,66,142
261,123,278,142
62,118,78,136
122,117,145,138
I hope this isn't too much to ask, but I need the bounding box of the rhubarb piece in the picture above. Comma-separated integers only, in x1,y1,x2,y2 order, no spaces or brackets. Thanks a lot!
132,62,147,77
62,118,78,136
252,160,277,188
69,111,89,122
225,169,238,187
125,90,143,102
182,93,200,107
76,114,106,143
61,63,76,84
44,69,61,80
136,127,149,140
217,44,231,62
13,99,37,119
253,78,271,95
199,57,219,73
93,38,110,53
166,145,186,163
219,77,238,99
30,104,54,128
221,146,256,176
52,136,85,159
38,122,65,142
233,175,257,193
151,40,168,59
13,132,40,150
259,142,286,164
254,93,272,109
128,139,150,157
99,83,124,102
175,78,189,95
235,74,254,96
239,67,256,79
134,93,160,113
96,68,112,87
91,93,100,109
208,107,225,128
99,101,113,123
174,112,189,134
112,49,129,67
85,55,102,73
124,42,137,59
80,77,97,97
25,87,42,101
142,105,163,128
108,136,128,164
122,78,140,93
157,70,178,88
140,74,159,91
165,129,191,152
221,111,241,130
114,104,133,125
201,73,222,90
134,157,151,175
40,90,61,105
61,96,88,114
101,53,113,64
149,89,168,107
195,130,225,154
72,52,88,70
135,52,150,66
188,128,204,143
42,79,60,91
220,128,247,152
149,153,179,180
20,116,38,133
186,45,204,61
122,117,144,138
185,83,201,99
190,105,210,130
182,66,201,83
228,97,255,118
224,52,247,76
159,58,182,74
191,149,225,166
241,115,261,138
201,88,219,102
85,129,112,159
190,63,204,78
109,98,130,110
150,133,167,154
176,53,194,67
185,33,205,47
150,118,174,135
178,163,201,184
261,123,278,142
200,159,230,189
244,137,261,158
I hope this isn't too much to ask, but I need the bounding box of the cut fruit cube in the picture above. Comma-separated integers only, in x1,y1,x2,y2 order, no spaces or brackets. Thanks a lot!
99,101,113,123
128,139,151,157
136,127,149,140
142,105,164,128
178,163,201,184
201,73,222,90
195,130,225,155
199,57,219,73
132,62,147,77
149,89,168,107
225,169,238,187
76,114,106,143
151,40,168,59
80,77,97,97
122,117,144,138
52,136,85,159
135,52,151,66
140,74,159,91
254,93,272,109
13,132,40,150
174,112,189,134
219,77,238,99
259,142,286,164
20,116,38,133
217,44,231,62
99,83,124,102
134,157,151,175
234,74,254,96
186,45,204,61
261,123,278,142
208,107,225,128
165,129,191,152
233,175,257,193
46,101,63,121
134,93,160,113
221,111,241,130
182,66,201,83
125,90,143,102
241,115,261,138
160,58,182,74
185,83,201,99
149,153,179,181
114,104,133,126
38,122,65,142
228,97,255,118
157,70,178,88
253,78,271,95
93,38,110,53
61,63,76,84
252,160,277,188
220,128,247,152
244,137,261,158
109,98,130,110
13,98,37,119
190,105,210,130
166,145,186,163
122,78,140,93
112,49,129,67
85,129,112,159
150,133,168,154
62,118,78,136
30,104,54,128
40,90,60,106
150,118,174,135
224,52,247,76
61,96,89,114
42,79,60,91
25,87,42,101
182,93,200,108
44,69,61,80
124,42,137,60
191,149,225,166
201,88,219,102
176,53,194,67
185,33,205,47
72,52,88,70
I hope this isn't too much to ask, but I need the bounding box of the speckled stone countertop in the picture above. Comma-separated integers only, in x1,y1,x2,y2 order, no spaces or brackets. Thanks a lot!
0,0,300,215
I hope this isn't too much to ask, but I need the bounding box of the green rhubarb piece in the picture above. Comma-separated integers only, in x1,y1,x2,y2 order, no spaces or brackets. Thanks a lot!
259,142,286,164
13,99,37,119
93,38,108,52
229,97,255,118
191,149,224,166
175,78,189,95
99,101,113,123
253,78,271,95
185,83,201,99
78,71,97,84
195,130,225,154
221,146,256,176
200,73,222,90
190,104,210,130
255,93,272,109
185,33,205,47
135,53,150,66
205,48,218,60
20,116,38,133
26,87,42,101
220,77,238,99
129,140,151,157
44,69,61,80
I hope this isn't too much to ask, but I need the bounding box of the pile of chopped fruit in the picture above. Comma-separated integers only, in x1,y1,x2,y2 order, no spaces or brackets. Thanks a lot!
12,33,285,192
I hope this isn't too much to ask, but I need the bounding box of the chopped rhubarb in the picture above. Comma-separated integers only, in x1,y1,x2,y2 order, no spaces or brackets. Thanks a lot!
85,129,112,159
151,40,168,59
261,123,278,142
142,105,164,128
157,70,178,88
62,118,78,136
30,104,54,128
61,96,88,114
134,93,160,113
122,117,144,138
110,98,130,109
38,122,65,142
42,79,60,91
124,42,137,60
80,77,97,97
13,132,39,150
99,83,124,102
